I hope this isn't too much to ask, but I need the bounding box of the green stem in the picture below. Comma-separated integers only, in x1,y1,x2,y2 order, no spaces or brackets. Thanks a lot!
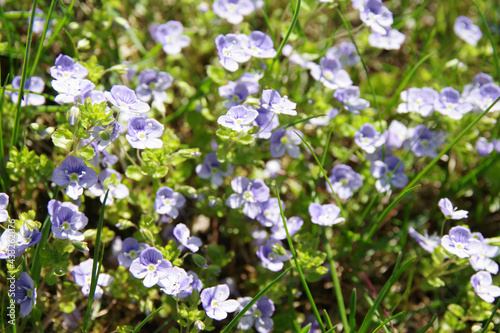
29,0,58,76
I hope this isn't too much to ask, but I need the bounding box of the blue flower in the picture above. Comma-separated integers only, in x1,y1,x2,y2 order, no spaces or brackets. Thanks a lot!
454,16,482,46
469,232,500,274
354,123,385,154
196,153,234,186
334,86,370,114
438,198,468,220
129,248,172,288
201,284,240,320
253,107,280,139
326,42,360,67
52,78,95,104
151,21,191,55
404,125,445,158
441,226,482,258
237,296,275,332
470,271,500,303
434,87,473,120
173,223,203,253
244,31,277,58
213,0,256,24
47,199,88,242
359,0,393,34
216,34,252,72
125,116,164,149
218,105,259,132
270,216,303,240
270,128,303,158
408,227,440,253
327,164,363,200
135,69,173,112
14,272,36,318
154,186,186,219
256,238,290,271
176,271,203,299
105,85,150,116
226,177,270,219
72,259,114,299
308,203,344,226
0,193,9,222
256,198,283,227
368,28,406,50
11,76,46,106
219,72,262,109
50,54,88,81
261,89,297,116
309,56,352,90
397,87,438,117
118,237,148,268
51,156,98,200
370,156,408,193
158,266,193,298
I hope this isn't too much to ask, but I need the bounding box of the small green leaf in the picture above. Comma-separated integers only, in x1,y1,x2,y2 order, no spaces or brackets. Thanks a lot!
76,145,96,161
126,165,143,181
192,254,208,268
206,65,226,84
60,301,76,314
52,128,74,150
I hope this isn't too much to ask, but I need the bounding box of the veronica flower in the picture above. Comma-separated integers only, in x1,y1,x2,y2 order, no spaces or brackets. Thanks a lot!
270,129,303,159
326,42,360,67
0,225,41,259
263,160,283,179
237,296,275,332
104,85,150,116
135,69,173,112
154,186,186,219
11,76,45,106
213,0,256,24
256,238,290,271
354,123,385,154
126,116,164,149
219,73,262,108
469,233,499,274
0,193,9,222
196,153,234,186
256,198,283,227
334,86,370,114
383,120,408,149
88,169,130,205
52,78,95,104
463,73,494,106
370,156,408,193
454,16,482,46
72,259,114,299
308,109,339,127
151,21,191,55
218,105,259,133
404,125,445,158
90,120,124,151
173,223,202,252
118,237,148,268
158,266,193,298
441,226,483,258
359,0,393,34
270,216,303,240
215,34,252,72
309,203,344,226
397,87,439,117
177,271,203,299
475,137,494,156
244,31,277,58
470,271,500,303
201,284,239,320
368,28,406,50
438,198,468,220
29,9,49,34
129,248,172,288
469,83,500,112
327,165,363,200
253,108,280,139
226,177,270,219
261,89,297,116
51,156,98,200
14,272,36,317
434,87,473,120
50,54,88,81
408,227,441,253
47,199,88,242
309,57,353,90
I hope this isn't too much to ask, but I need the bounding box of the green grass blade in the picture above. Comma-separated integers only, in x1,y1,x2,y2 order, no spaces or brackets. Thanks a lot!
358,253,414,333
133,307,163,333
83,190,109,333
275,185,326,333
11,0,39,147
349,288,357,331
42,0,77,55
371,312,404,333
416,314,437,333
221,267,292,333
479,299,500,333
29,0,57,77
472,0,499,80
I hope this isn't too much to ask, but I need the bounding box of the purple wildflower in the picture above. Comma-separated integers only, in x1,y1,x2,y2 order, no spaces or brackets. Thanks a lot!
270,216,303,240
50,54,88,81
256,198,283,227
261,89,297,116
196,153,234,186
152,21,191,55
326,42,360,67
253,108,280,139
72,259,114,299
13,272,36,318
244,31,277,58
154,186,186,219
215,34,252,72
476,137,494,156
368,28,406,50
359,0,393,34
104,85,150,116
441,226,483,258
129,248,172,287
52,78,95,104
308,109,339,127
308,203,345,226
404,125,445,158
270,129,303,158
213,0,256,24
135,69,174,111
256,238,290,271
438,198,468,220
201,284,240,320
177,271,203,299
88,169,130,205
434,87,473,120
397,87,439,117
125,116,164,149
237,296,275,332
454,16,482,46
370,156,408,193
0,193,9,222
51,156,98,200
47,199,88,242
327,165,363,200
408,227,440,253
219,72,262,109
118,237,148,268
383,120,408,149
470,271,500,303
218,105,259,132
354,123,385,154
226,177,270,219
469,233,499,274
173,223,203,252
334,86,370,114
469,83,500,112
11,76,45,106
158,266,193,298
309,57,353,90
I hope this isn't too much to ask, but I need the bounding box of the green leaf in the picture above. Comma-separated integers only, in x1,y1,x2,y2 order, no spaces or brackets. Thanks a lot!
300,324,312,333
46,271,58,285
59,301,76,314
52,128,74,150
76,145,96,161
192,254,208,268
447,304,465,318
206,65,226,84
125,165,143,181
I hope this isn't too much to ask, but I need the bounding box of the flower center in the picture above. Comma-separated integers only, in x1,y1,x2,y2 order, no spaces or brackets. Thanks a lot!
128,250,137,259
243,190,255,202
148,264,156,272
69,173,80,182
62,222,71,230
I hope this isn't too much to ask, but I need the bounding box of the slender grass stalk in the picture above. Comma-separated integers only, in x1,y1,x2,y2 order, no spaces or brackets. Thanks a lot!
358,253,414,333
83,190,109,333
479,299,500,333
29,0,57,77
371,312,404,332
221,267,292,333
471,0,499,80
349,289,357,331
30,186,59,287
261,0,275,43
416,314,436,333
323,309,333,329
275,186,327,333
11,0,39,147
44,0,77,51
133,307,163,333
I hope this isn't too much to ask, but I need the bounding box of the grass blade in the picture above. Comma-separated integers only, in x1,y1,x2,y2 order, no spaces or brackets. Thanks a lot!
472,0,499,80
133,307,163,333
416,314,437,333
221,267,292,333
83,190,109,333
29,0,58,76
349,288,357,331
371,312,404,333
479,299,500,333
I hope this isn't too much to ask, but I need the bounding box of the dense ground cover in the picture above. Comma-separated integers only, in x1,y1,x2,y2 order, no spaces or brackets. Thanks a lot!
1,0,500,332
